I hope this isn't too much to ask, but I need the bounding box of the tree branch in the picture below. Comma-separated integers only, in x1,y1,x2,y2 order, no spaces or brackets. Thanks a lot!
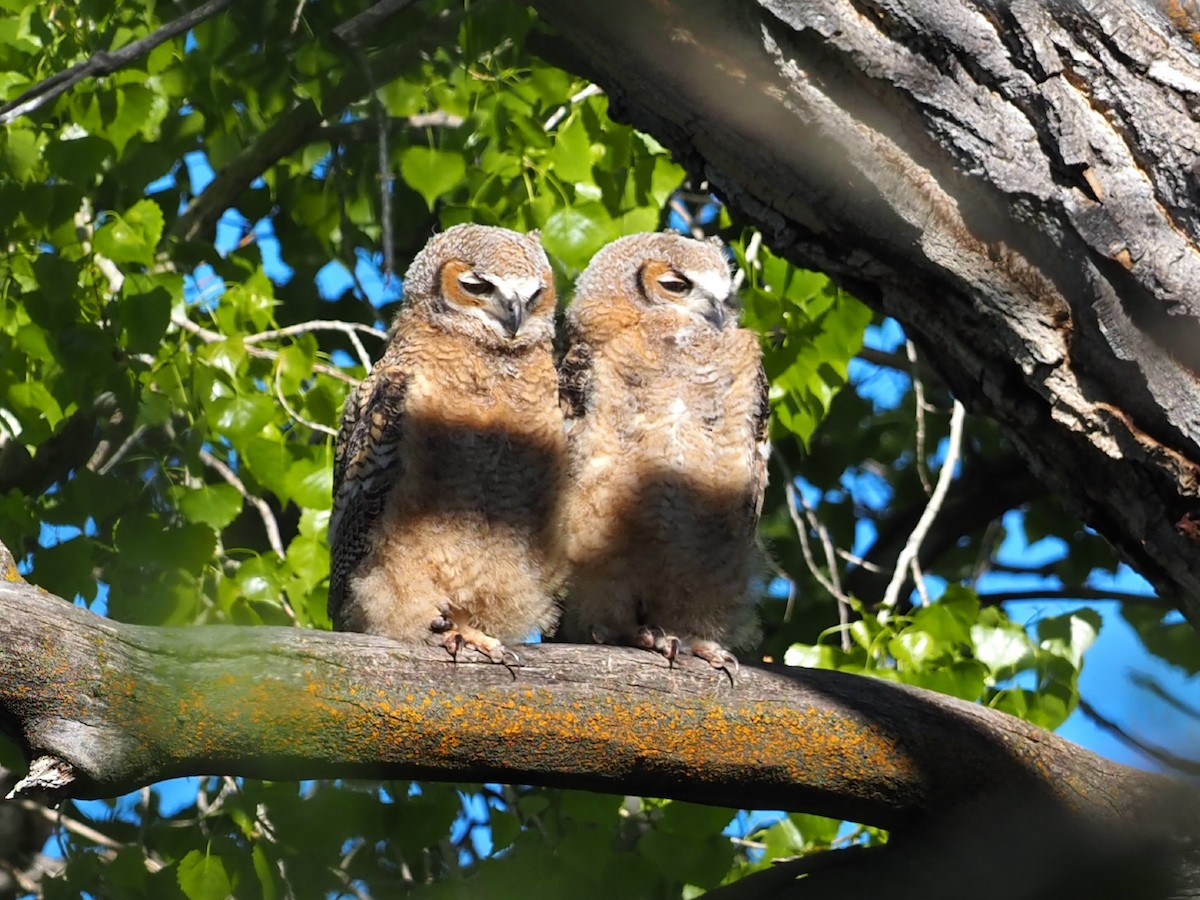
1077,697,1200,779
0,0,237,126
0,575,1191,832
978,588,1161,606
881,400,966,614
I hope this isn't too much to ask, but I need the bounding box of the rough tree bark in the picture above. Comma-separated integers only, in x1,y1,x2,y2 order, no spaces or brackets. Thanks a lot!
1,557,1198,898
530,0,1200,629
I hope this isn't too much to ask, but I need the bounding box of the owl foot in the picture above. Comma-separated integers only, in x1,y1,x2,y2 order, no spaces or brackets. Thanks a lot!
635,626,682,665
690,640,739,684
441,625,520,669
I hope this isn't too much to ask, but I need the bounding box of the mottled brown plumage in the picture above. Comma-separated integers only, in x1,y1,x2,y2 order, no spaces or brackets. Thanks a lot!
329,224,565,662
558,232,768,671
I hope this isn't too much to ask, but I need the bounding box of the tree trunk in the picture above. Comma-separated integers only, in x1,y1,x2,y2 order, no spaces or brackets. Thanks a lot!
1,575,1197,897
529,0,1200,629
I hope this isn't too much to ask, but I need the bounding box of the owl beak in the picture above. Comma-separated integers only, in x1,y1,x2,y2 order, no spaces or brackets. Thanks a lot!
703,295,728,329
499,297,525,337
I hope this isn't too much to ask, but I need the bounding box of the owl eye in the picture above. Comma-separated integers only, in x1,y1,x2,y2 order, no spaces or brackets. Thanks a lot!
458,273,493,296
656,272,692,295
525,286,544,308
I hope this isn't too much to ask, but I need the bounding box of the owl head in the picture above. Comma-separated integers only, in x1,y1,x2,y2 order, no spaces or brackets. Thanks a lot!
570,231,735,330
402,224,557,348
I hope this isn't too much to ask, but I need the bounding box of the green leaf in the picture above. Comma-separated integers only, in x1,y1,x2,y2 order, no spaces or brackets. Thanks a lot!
1038,610,1102,667
251,844,277,900
542,204,616,272
286,451,333,510
550,113,594,183
208,394,277,441
971,623,1034,677
93,199,165,267
177,849,233,900
400,146,467,210
119,280,173,353
179,484,243,530
113,513,216,576
1,125,43,183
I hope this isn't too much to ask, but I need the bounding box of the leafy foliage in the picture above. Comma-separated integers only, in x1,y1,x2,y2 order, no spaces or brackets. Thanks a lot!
0,1,1196,898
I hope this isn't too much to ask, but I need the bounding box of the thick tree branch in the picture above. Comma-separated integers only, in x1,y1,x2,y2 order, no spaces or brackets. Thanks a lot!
2,556,1197,895
0,578,1194,833
530,0,1200,630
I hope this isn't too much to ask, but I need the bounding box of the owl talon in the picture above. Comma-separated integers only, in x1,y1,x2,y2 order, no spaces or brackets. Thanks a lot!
441,626,515,668
443,632,466,660
691,641,740,683
635,626,682,664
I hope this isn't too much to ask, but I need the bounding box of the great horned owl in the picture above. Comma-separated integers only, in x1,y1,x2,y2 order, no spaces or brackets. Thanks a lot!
557,231,768,672
329,224,565,663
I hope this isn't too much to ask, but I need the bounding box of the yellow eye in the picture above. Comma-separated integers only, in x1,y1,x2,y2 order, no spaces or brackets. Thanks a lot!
458,273,493,296
657,272,691,294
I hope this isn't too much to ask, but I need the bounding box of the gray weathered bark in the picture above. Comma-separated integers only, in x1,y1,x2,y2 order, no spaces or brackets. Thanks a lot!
531,0,1200,628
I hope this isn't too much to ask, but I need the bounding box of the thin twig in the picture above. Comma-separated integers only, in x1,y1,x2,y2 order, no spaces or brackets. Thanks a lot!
669,197,702,239
1129,672,1200,721
855,346,910,372
542,83,603,131
243,319,384,370
969,518,1003,586
274,365,339,438
906,339,932,496
732,230,762,295
23,802,120,851
835,548,883,572
1077,698,1200,778
910,558,931,607
197,451,297,625
317,113,466,142
94,425,148,476
20,802,164,872
172,313,358,384
977,588,1160,606
728,835,767,850
0,0,237,125
290,0,308,33
197,447,286,561
780,463,853,650
880,399,966,616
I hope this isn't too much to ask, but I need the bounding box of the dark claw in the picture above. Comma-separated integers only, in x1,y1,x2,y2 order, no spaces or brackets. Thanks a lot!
498,647,521,680
635,626,683,665
499,647,521,667
443,632,465,661
661,635,681,663
691,642,740,685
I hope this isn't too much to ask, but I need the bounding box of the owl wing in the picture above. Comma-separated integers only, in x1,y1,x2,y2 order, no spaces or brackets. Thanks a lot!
328,365,408,624
558,330,593,425
749,357,771,522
